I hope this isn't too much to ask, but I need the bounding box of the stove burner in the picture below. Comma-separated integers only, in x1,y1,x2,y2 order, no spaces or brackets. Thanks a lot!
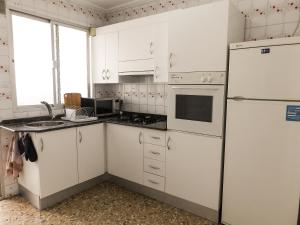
117,113,164,125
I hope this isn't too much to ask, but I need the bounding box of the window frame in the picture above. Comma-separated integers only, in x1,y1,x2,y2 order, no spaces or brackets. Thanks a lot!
8,10,91,112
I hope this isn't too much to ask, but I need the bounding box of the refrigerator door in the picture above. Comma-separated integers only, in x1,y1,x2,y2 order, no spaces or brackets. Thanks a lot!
222,100,300,225
228,44,300,101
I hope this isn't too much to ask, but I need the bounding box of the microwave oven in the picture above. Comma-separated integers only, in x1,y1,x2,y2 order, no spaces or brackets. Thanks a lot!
81,98,121,117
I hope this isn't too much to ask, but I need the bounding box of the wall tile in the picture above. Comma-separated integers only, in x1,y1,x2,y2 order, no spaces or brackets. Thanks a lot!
106,0,300,41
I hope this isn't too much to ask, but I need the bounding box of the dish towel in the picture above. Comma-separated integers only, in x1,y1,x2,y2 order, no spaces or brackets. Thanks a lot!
6,133,23,178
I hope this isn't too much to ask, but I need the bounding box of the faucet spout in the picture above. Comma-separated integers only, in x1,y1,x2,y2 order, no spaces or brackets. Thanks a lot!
41,101,55,119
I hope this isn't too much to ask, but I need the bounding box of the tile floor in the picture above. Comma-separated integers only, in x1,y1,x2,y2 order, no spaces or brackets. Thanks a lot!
0,182,216,225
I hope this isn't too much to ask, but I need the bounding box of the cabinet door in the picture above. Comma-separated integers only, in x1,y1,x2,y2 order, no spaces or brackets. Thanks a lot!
105,32,119,83
107,124,143,184
77,124,105,183
168,1,228,72
153,22,168,83
33,128,78,198
92,34,106,83
119,26,154,61
165,131,222,210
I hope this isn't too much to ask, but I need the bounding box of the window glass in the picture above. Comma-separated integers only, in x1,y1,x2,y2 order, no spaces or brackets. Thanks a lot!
12,14,53,106
58,25,88,101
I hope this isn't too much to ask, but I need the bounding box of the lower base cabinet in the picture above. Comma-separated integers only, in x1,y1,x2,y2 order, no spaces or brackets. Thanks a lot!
18,128,78,198
107,124,144,185
77,124,105,183
18,124,105,199
165,131,222,210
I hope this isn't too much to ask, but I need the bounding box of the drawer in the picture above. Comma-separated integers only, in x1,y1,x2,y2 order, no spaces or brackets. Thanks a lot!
144,143,165,162
144,158,165,177
144,130,166,146
143,172,165,192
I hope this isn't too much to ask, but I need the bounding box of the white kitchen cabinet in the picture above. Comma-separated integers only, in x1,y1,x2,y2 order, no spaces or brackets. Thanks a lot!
92,31,118,83
77,124,105,183
119,26,154,61
92,34,106,83
107,124,144,184
168,0,244,73
18,128,78,198
18,124,106,200
153,22,168,83
165,131,222,210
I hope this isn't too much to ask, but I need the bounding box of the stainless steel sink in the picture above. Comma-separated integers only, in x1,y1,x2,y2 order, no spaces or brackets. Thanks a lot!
26,121,65,128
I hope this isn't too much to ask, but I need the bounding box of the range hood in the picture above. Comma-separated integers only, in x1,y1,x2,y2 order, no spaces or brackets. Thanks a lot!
118,58,154,76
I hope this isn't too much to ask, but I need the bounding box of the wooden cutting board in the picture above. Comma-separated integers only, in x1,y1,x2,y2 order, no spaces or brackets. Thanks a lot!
64,93,81,108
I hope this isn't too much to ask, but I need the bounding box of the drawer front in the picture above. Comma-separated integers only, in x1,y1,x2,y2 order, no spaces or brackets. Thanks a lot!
144,143,166,162
144,158,165,177
144,130,166,146
143,172,165,192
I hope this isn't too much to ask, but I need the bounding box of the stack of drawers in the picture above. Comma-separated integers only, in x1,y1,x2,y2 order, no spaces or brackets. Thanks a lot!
143,130,166,192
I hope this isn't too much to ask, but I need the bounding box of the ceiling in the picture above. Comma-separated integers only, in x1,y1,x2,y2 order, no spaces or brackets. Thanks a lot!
74,0,152,10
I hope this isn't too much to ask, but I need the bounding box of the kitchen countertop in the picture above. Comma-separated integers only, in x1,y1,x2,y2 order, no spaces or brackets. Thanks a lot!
0,115,167,133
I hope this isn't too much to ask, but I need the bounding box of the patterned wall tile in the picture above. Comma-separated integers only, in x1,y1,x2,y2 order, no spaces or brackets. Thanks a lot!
95,82,168,115
105,0,300,41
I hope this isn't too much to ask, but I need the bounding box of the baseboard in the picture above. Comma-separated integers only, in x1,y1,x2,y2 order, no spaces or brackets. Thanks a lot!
20,173,110,210
19,173,219,223
109,175,219,223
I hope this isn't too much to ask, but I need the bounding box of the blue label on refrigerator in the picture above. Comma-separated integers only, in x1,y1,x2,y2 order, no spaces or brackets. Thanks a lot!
286,105,300,121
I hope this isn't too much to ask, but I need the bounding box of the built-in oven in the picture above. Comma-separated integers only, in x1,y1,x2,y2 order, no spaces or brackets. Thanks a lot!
167,72,226,137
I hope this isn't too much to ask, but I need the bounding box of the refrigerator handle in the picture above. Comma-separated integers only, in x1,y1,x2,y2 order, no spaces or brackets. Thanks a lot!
297,198,300,225
231,96,247,101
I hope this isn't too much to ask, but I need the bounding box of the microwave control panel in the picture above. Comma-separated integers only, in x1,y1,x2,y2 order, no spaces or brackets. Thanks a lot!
169,72,226,85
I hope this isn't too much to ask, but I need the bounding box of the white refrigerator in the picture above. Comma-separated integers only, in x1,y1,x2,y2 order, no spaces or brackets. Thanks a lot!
222,37,300,225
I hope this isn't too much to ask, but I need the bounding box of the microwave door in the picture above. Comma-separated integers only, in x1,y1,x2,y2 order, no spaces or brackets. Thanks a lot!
95,100,113,116
168,85,225,136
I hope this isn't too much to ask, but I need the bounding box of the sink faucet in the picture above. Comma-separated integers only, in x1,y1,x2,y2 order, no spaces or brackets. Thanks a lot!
41,101,55,119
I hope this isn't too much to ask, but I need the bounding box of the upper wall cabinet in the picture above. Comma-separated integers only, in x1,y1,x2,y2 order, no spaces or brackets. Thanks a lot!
119,26,154,61
92,31,119,83
118,21,169,82
168,0,244,73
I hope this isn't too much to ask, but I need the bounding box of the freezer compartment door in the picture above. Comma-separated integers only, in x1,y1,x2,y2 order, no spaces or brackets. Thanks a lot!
228,44,300,100
222,100,300,225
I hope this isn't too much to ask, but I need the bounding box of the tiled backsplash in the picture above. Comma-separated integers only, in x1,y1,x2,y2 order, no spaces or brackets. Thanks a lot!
106,0,300,41
95,82,168,115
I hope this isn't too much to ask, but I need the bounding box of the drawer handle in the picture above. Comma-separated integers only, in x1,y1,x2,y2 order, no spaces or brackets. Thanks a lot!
151,136,160,140
149,165,160,170
150,151,160,155
148,179,159,185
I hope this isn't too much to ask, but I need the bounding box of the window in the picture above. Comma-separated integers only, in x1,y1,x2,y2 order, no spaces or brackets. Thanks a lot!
58,25,88,102
11,13,89,107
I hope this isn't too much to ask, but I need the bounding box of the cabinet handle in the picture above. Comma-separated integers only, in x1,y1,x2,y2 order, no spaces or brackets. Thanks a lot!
139,131,142,144
106,69,110,80
149,165,160,170
151,136,160,140
79,131,83,143
150,151,160,155
40,138,44,152
102,69,106,80
169,53,173,68
150,41,154,55
154,66,159,79
167,136,171,150
148,179,159,185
